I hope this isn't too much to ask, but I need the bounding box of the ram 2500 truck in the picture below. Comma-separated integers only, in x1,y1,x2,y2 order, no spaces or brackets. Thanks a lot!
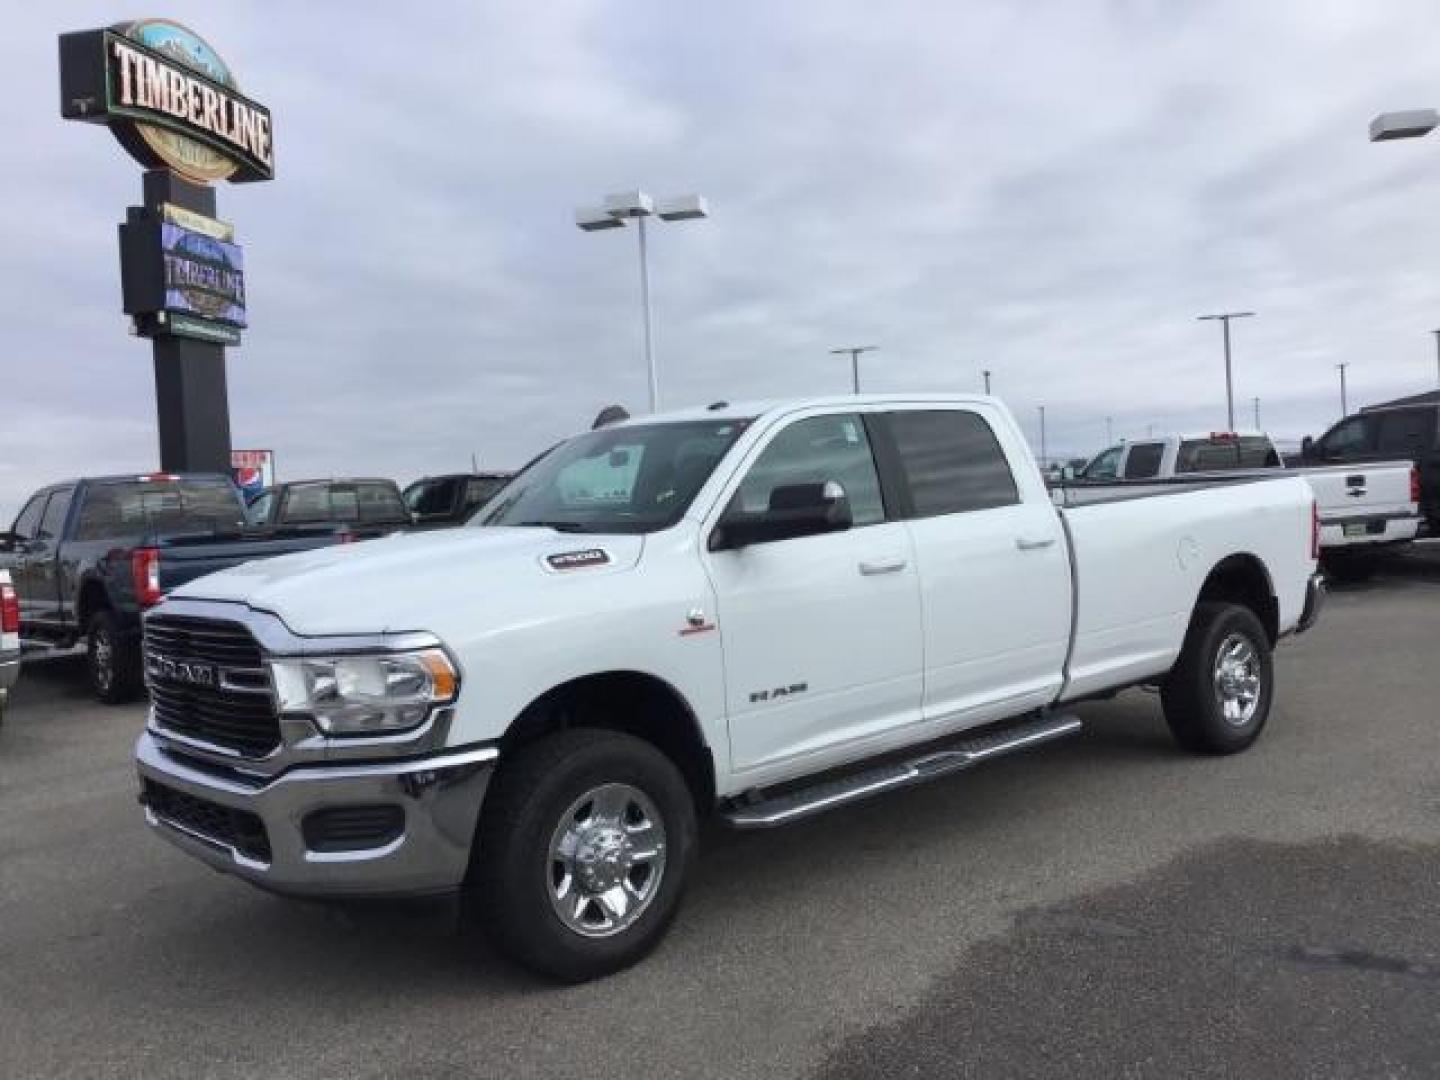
134,395,1323,981
0,474,349,702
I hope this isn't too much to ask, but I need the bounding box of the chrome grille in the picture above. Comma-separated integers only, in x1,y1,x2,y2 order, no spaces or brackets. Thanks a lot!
144,615,280,758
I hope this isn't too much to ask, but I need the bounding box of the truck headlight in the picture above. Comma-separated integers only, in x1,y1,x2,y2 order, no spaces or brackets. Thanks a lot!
269,649,458,736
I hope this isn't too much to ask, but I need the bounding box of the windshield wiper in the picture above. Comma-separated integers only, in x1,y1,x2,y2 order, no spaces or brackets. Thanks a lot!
515,520,592,533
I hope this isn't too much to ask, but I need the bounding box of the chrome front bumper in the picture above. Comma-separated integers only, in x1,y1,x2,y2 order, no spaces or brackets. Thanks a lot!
1296,572,1326,635
136,732,496,898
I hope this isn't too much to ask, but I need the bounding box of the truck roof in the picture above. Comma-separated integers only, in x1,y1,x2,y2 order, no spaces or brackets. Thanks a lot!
41,472,234,490
609,393,1002,427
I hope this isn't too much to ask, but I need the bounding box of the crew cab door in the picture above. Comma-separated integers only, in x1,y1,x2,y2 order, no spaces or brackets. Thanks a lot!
701,410,923,782
877,406,1071,726
26,487,73,626
6,492,49,625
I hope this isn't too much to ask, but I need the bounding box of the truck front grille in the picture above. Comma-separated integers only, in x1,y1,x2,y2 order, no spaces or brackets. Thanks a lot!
142,779,271,863
144,615,281,758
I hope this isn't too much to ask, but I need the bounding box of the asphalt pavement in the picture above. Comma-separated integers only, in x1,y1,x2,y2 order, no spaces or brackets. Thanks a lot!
1,546,1437,1079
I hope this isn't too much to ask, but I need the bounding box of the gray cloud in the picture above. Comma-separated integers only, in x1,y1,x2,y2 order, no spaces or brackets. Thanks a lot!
3,0,1440,514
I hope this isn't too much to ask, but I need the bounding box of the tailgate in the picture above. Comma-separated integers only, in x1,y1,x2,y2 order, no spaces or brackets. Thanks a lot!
1302,463,1416,521
155,530,343,592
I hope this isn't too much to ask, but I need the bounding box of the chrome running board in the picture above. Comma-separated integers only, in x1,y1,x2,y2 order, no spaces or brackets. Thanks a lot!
722,713,1083,830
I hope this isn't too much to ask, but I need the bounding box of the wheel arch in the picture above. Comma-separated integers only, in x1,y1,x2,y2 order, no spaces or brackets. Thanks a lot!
1193,553,1278,644
501,670,717,811
76,575,112,627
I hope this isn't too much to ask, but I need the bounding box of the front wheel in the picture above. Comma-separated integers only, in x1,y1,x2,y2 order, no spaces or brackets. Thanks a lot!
1161,602,1273,755
466,729,697,982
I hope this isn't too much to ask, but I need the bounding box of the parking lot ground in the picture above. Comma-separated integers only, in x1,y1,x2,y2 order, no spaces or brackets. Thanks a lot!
1,544,1437,1080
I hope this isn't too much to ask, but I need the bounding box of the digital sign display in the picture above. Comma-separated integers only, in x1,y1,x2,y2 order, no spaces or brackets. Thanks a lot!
162,222,245,328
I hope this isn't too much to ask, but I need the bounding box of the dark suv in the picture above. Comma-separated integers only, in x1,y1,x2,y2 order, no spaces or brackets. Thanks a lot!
403,472,512,527
1302,395,1439,536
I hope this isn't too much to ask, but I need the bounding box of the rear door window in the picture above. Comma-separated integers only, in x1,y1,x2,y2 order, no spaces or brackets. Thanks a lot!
1374,410,1436,455
1122,442,1164,479
356,483,408,523
886,409,1019,516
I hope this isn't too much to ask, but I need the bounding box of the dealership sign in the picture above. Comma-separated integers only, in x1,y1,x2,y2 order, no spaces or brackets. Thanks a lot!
59,19,273,184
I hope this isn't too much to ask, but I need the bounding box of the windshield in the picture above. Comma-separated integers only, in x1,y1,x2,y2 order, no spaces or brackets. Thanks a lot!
479,420,748,534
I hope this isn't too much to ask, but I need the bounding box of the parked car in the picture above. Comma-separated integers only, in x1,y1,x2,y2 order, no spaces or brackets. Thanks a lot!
0,473,351,702
136,395,1322,982
1302,395,1439,541
1081,430,1420,579
245,478,412,537
403,472,513,527
0,570,18,725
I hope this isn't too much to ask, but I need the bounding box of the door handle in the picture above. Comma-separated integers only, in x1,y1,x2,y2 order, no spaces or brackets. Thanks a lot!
1015,535,1056,551
858,557,907,575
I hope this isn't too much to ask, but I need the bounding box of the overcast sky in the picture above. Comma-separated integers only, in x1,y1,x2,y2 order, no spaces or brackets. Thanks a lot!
3,0,1440,514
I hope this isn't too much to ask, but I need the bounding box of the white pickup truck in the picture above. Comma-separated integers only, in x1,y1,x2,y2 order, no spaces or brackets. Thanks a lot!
1080,430,1420,580
135,395,1324,981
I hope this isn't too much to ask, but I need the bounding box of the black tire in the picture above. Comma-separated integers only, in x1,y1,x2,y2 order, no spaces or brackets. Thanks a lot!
87,609,142,704
1161,602,1273,755
466,728,697,982
1321,551,1378,584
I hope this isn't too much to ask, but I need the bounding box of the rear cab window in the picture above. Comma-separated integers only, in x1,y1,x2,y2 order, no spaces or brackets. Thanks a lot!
1175,435,1281,473
1122,442,1164,479
885,409,1019,516
73,478,244,541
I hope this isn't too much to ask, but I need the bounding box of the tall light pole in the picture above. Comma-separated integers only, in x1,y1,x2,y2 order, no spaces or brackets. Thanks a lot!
576,191,709,413
1252,396,1261,430
982,369,992,394
1038,405,1047,470
1337,362,1349,416
831,346,878,394
1105,416,1113,445
1431,330,1440,388
1197,311,1255,430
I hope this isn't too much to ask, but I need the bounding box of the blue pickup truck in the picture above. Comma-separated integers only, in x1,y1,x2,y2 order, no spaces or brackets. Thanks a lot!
0,473,348,702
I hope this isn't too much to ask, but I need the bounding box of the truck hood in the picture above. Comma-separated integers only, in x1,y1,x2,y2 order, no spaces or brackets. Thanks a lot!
171,526,645,636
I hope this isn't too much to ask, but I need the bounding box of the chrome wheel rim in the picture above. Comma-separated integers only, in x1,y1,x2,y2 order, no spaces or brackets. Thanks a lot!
546,783,667,939
1212,632,1262,726
92,631,113,692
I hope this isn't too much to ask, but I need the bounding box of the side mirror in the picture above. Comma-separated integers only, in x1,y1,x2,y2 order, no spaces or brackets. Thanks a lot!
710,481,852,551
1301,435,1315,460
0,531,13,553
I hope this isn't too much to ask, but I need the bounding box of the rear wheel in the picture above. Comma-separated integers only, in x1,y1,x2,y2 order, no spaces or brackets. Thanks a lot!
466,728,697,982
87,610,142,704
1321,551,1378,584
1161,602,1273,755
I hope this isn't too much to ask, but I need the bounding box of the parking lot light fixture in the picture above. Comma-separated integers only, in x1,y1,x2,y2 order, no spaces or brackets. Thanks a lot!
575,190,709,413
1369,109,1439,142
831,346,878,393
1198,311,1255,431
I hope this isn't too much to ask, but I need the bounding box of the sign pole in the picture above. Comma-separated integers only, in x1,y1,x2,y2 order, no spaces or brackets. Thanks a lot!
141,170,233,473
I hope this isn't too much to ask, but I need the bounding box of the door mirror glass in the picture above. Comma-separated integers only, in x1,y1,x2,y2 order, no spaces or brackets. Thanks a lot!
711,480,852,550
